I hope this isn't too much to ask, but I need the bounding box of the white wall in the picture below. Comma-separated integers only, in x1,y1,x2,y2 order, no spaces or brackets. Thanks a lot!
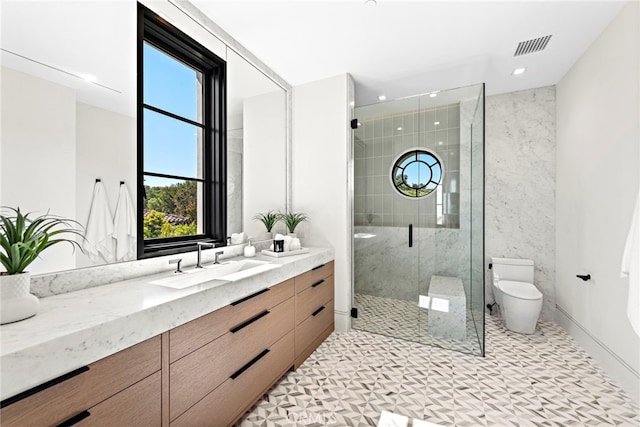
75,102,136,268
556,1,639,402
292,74,353,332
1,68,77,274
485,87,557,321
243,90,288,240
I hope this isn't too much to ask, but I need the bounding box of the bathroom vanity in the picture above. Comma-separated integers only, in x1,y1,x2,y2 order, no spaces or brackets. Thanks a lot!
0,248,334,426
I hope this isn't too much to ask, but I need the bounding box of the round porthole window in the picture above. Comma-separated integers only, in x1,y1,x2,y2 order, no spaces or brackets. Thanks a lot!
390,149,443,198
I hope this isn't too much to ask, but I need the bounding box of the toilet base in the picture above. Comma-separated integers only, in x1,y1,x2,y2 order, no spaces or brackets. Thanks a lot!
500,295,543,335
503,314,537,334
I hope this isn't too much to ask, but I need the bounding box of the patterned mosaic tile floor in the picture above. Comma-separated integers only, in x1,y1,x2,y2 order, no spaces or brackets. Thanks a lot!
352,293,482,356
237,315,640,426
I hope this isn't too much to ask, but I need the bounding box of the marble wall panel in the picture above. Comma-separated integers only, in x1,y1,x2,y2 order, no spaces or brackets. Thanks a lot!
485,86,556,321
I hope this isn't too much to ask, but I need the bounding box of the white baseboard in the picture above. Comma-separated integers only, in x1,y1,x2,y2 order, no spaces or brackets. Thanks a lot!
334,310,351,333
556,305,640,404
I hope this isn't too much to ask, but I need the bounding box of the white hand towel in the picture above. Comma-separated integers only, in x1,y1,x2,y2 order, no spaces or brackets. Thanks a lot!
283,235,293,252
83,181,114,263
113,183,136,262
230,232,247,245
621,188,640,336
290,238,301,251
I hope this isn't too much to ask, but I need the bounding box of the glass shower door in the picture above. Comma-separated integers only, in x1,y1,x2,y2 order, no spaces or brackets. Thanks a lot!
353,96,420,341
415,84,485,355
352,83,484,356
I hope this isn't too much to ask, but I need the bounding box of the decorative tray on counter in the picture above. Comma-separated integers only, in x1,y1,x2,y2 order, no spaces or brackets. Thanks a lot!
261,248,310,258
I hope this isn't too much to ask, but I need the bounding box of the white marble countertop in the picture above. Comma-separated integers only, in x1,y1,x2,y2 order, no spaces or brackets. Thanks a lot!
0,247,334,401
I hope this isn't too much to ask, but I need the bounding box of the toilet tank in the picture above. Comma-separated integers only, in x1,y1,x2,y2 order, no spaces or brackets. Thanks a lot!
491,257,534,283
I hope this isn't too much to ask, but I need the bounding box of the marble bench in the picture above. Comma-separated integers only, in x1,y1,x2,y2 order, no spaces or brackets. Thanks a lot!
427,275,466,341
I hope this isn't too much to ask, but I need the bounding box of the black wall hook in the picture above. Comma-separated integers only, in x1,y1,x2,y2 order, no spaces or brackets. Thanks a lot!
576,274,591,281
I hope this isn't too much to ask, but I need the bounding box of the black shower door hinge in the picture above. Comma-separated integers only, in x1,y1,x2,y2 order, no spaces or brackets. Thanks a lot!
350,119,358,130
351,307,358,318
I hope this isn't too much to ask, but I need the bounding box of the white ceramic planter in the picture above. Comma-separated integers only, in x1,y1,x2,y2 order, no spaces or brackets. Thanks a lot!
0,272,39,324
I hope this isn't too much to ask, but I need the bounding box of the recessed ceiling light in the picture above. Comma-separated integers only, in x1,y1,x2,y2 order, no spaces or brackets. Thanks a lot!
78,73,97,82
434,121,440,126
378,95,387,101
397,127,403,131
512,67,526,76
429,93,437,98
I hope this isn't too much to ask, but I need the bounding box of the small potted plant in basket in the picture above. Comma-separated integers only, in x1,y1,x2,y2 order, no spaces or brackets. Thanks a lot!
0,207,84,324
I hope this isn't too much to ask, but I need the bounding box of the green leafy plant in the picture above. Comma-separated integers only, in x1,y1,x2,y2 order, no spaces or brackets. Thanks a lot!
280,211,308,234
253,210,280,232
0,207,84,275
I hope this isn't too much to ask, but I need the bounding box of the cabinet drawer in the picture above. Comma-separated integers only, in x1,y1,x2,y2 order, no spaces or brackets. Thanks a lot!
294,261,334,294
171,331,294,427
73,372,161,427
296,275,334,325
170,297,294,421
0,336,160,427
169,278,294,362
295,299,334,359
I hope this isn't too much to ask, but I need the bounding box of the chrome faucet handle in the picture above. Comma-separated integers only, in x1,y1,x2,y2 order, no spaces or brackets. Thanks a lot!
169,258,183,273
214,250,225,264
196,242,216,268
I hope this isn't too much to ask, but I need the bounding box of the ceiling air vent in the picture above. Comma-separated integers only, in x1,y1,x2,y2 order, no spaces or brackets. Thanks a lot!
514,35,552,56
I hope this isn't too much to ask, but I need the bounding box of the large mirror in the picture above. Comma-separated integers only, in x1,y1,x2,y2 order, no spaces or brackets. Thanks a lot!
0,0,288,275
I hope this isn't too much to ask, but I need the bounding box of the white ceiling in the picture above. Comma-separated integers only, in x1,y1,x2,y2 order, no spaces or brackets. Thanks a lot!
0,1,627,113
191,0,627,106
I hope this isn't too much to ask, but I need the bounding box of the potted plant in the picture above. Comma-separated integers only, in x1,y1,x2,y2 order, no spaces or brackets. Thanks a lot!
0,207,84,324
280,211,308,237
253,210,280,240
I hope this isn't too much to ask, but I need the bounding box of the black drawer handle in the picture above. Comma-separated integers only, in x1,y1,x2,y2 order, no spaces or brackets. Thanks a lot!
229,310,270,333
57,410,91,427
230,349,270,380
311,279,325,288
0,366,90,409
230,288,269,306
312,306,325,317
311,264,325,271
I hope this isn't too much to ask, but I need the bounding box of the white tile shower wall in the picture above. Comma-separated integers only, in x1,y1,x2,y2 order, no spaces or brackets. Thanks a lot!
354,104,460,228
485,86,556,321
354,102,477,304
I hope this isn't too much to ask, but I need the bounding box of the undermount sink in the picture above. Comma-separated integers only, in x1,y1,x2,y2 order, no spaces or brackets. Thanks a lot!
149,260,280,289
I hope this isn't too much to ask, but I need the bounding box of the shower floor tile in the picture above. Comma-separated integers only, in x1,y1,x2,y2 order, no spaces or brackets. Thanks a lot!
352,293,482,355
236,315,640,427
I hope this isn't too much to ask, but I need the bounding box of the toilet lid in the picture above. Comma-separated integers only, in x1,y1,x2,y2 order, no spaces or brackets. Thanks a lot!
499,280,542,300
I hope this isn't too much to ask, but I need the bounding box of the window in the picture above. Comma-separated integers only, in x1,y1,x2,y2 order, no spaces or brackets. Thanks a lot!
390,149,442,198
138,5,226,258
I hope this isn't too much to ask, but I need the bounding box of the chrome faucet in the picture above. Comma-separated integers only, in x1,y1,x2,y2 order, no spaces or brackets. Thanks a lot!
196,242,215,268
169,258,183,274
214,250,224,265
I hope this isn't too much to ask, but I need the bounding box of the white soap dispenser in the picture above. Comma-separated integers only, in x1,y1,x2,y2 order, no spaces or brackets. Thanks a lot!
244,240,256,257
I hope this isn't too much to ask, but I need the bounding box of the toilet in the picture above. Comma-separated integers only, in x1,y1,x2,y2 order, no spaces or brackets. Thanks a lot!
491,257,543,334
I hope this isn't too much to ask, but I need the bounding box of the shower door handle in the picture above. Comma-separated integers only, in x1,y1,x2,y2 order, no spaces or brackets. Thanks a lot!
409,224,413,248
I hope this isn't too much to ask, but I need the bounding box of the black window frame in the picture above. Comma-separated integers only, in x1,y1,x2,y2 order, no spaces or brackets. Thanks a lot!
137,4,227,259
391,149,442,198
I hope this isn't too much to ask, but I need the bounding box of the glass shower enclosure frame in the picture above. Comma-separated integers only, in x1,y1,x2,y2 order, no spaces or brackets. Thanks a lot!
352,83,485,356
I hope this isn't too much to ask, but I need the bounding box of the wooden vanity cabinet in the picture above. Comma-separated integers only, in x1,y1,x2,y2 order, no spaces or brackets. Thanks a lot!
1,260,335,427
168,279,295,423
0,336,161,427
294,261,335,368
